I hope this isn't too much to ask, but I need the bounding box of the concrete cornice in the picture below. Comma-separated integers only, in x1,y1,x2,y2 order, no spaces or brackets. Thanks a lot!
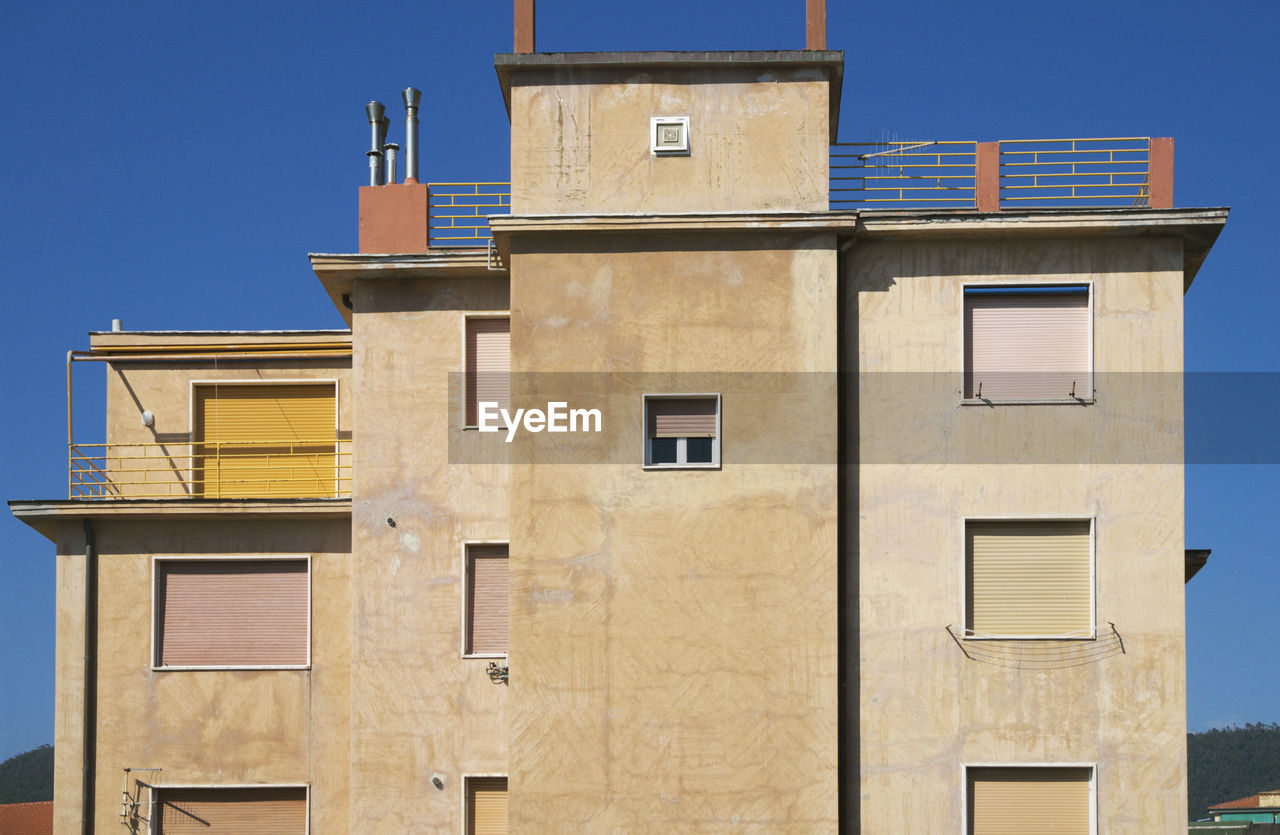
309,250,505,324
9,498,352,542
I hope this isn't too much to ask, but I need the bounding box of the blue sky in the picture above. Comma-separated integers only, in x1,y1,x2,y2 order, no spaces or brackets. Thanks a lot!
1,0,1277,760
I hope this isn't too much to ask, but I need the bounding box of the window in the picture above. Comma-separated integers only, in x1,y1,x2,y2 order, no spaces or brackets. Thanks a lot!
154,558,310,669
465,544,509,657
153,786,307,834
963,285,1090,401
965,520,1093,639
644,395,720,467
966,766,1093,835
194,382,338,498
465,776,508,835
465,317,510,426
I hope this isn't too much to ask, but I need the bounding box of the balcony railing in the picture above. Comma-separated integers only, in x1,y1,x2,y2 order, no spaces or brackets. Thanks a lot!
428,137,1170,244
69,439,352,500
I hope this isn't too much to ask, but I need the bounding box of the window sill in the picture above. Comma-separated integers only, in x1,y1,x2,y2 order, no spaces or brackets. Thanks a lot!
462,653,507,660
642,463,722,471
961,635,1097,642
152,665,312,671
960,397,1096,407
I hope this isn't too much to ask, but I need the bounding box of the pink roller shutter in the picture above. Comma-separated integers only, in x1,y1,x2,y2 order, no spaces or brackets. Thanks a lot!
156,560,309,667
468,545,509,654
466,318,510,425
647,398,717,438
964,292,1089,400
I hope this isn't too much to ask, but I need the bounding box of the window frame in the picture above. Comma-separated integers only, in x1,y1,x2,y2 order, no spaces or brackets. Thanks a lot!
145,783,310,835
962,763,1096,835
461,773,508,835
960,282,1095,405
151,554,313,671
642,393,722,470
461,541,510,660
961,516,1097,641
462,312,512,430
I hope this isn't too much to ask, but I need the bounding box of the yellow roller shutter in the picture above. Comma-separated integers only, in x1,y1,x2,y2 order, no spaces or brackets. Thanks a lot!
966,521,1092,638
155,787,307,834
968,767,1091,834
468,777,508,835
466,318,510,425
195,383,337,498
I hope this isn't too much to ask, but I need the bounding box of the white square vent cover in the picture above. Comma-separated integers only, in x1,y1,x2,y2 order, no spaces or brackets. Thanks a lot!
650,116,690,155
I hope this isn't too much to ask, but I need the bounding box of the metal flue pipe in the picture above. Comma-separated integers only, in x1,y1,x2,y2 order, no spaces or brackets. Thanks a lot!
402,87,421,183
365,101,386,185
384,143,399,185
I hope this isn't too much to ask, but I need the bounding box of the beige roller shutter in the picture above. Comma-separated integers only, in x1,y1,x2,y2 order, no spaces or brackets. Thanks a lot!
155,787,307,834
968,767,1090,834
194,383,337,498
967,521,1092,638
466,318,510,425
468,778,508,835
157,560,309,667
468,545,509,655
964,290,1089,400
647,398,717,438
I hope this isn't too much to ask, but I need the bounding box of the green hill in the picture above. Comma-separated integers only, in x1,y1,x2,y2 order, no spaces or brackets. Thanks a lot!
1189,723,1280,821
0,744,54,804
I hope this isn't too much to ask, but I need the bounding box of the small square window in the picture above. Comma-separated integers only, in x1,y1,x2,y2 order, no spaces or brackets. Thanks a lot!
650,116,690,155
644,395,720,468
964,285,1090,401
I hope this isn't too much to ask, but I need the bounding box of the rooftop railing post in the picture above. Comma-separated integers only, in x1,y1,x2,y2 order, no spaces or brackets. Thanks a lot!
1149,137,1174,208
514,0,535,53
976,141,1000,212
806,0,826,50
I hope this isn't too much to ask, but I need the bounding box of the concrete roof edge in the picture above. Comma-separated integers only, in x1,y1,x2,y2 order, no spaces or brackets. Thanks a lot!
9,499,352,542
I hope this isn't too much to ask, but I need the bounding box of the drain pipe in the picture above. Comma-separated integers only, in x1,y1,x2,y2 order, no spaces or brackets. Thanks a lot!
81,518,98,835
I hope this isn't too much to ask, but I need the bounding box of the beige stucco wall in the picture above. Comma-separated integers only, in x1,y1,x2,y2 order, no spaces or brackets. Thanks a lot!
506,231,840,830
347,274,510,832
509,66,831,215
50,515,351,834
845,236,1188,833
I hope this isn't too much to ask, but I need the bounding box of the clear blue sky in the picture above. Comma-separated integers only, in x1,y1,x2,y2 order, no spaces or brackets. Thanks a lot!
1,0,1277,760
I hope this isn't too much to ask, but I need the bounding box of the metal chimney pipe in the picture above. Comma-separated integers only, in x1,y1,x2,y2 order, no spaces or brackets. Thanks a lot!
384,143,399,185
402,87,421,183
366,101,386,186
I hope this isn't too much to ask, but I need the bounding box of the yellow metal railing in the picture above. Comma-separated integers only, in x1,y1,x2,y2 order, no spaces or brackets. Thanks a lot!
831,141,977,206
428,182,511,246
69,439,352,500
998,137,1150,206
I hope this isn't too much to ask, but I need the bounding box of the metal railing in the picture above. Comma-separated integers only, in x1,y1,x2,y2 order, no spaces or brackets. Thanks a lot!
831,141,977,207
69,439,352,500
428,182,510,246
830,137,1157,210
999,137,1150,207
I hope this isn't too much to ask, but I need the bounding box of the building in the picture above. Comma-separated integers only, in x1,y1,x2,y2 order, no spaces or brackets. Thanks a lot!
0,801,54,835
8,1,1228,831
1208,791,1280,825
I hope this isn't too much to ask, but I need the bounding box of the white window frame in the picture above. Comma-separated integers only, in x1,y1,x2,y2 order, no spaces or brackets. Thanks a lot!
960,281,1095,405
962,763,1096,835
961,516,1097,641
146,782,310,835
460,541,510,660
151,554,313,671
188,378,342,496
461,312,511,430
642,393,722,470
461,773,509,835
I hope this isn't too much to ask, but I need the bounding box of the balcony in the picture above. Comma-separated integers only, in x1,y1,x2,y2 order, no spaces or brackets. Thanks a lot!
69,439,352,500
427,137,1172,246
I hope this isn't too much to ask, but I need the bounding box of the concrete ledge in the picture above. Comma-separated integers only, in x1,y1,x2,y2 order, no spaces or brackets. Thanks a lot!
9,498,352,542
